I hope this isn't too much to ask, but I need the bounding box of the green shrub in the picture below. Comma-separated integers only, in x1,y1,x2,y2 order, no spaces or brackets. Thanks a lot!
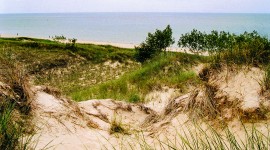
178,30,270,65
128,94,140,103
65,38,77,52
135,25,175,62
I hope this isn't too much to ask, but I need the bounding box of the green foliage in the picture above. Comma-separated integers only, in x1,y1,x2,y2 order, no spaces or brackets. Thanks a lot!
0,102,34,150
177,29,206,54
0,103,20,150
53,35,66,42
178,30,270,65
263,65,270,91
135,25,175,62
65,38,77,52
128,94,140,103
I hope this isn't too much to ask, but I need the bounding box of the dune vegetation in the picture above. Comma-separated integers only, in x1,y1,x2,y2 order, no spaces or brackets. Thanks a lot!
1,26,270,149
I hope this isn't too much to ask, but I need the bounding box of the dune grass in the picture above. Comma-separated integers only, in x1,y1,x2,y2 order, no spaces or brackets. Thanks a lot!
0,54,34,149
0,37,138,99
71,52,205,101
103,120,270,150
0,103,35,150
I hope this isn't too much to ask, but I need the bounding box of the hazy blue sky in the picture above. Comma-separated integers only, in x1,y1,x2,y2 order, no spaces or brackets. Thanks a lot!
1,0,270,13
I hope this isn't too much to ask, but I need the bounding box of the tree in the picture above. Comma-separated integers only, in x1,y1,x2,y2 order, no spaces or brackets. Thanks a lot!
66,38,77,51
135,25,175,62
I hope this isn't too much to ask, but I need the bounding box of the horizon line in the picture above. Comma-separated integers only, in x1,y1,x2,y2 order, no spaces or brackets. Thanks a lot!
1,11,270,14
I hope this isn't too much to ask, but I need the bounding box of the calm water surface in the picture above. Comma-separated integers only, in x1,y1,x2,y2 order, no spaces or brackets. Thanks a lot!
0,13,270,44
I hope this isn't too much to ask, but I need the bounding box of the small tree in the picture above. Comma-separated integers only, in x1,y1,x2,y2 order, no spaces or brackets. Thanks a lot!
66,38,77,52
135,25,175,62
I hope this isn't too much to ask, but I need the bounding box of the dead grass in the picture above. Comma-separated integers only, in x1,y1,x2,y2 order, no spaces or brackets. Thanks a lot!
41,86,62,98
0,54,33,114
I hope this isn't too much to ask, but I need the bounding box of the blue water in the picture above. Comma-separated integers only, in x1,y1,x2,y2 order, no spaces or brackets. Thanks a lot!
0,13,270,44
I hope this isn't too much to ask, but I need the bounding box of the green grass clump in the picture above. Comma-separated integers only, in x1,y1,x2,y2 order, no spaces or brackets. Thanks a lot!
128,94,140,103
109,116,130,135
0,103,20,150
0,103,33,150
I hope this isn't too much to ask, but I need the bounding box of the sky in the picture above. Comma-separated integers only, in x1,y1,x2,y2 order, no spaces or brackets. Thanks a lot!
0,0,270,13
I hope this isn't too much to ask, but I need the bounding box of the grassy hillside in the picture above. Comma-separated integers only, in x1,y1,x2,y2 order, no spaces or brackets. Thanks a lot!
72,52,205,101
0,37,206,102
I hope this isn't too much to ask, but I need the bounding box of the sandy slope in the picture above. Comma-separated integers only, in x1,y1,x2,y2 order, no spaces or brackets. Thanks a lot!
31,65,270,149
32,87,190,149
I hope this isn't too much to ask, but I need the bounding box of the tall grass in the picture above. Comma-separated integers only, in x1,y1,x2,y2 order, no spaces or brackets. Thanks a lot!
0,52,34,149
0,103,34,150
0,103,20,150
103,121,270,150
174,122,270,150
263,65,270,92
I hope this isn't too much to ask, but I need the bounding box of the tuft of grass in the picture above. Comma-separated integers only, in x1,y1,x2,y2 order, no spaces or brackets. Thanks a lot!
109,116,130,135
128,93,140,103
0,103,34,150
0,103,20,150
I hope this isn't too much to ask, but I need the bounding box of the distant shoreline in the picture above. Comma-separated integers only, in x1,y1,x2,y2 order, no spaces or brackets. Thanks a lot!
0,34,137,48
0,34,191,53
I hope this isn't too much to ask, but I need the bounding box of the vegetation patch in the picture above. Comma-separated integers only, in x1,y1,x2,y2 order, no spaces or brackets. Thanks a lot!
71,52,205,101
0,54,34,149
109,116,130,135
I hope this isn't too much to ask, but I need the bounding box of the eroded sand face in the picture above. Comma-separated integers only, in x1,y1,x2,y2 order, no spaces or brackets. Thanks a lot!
31,65,270,149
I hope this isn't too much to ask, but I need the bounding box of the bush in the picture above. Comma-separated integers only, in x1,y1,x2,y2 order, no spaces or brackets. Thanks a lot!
65,38,77,52
135,25,175,62
128,94,140,103
178,30,270,65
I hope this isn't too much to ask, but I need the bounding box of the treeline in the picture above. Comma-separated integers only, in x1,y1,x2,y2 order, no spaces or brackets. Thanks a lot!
136,26,270,65
178,29,270,65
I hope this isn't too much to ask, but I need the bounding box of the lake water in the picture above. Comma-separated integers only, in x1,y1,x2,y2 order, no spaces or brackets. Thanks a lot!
0,13,270,45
